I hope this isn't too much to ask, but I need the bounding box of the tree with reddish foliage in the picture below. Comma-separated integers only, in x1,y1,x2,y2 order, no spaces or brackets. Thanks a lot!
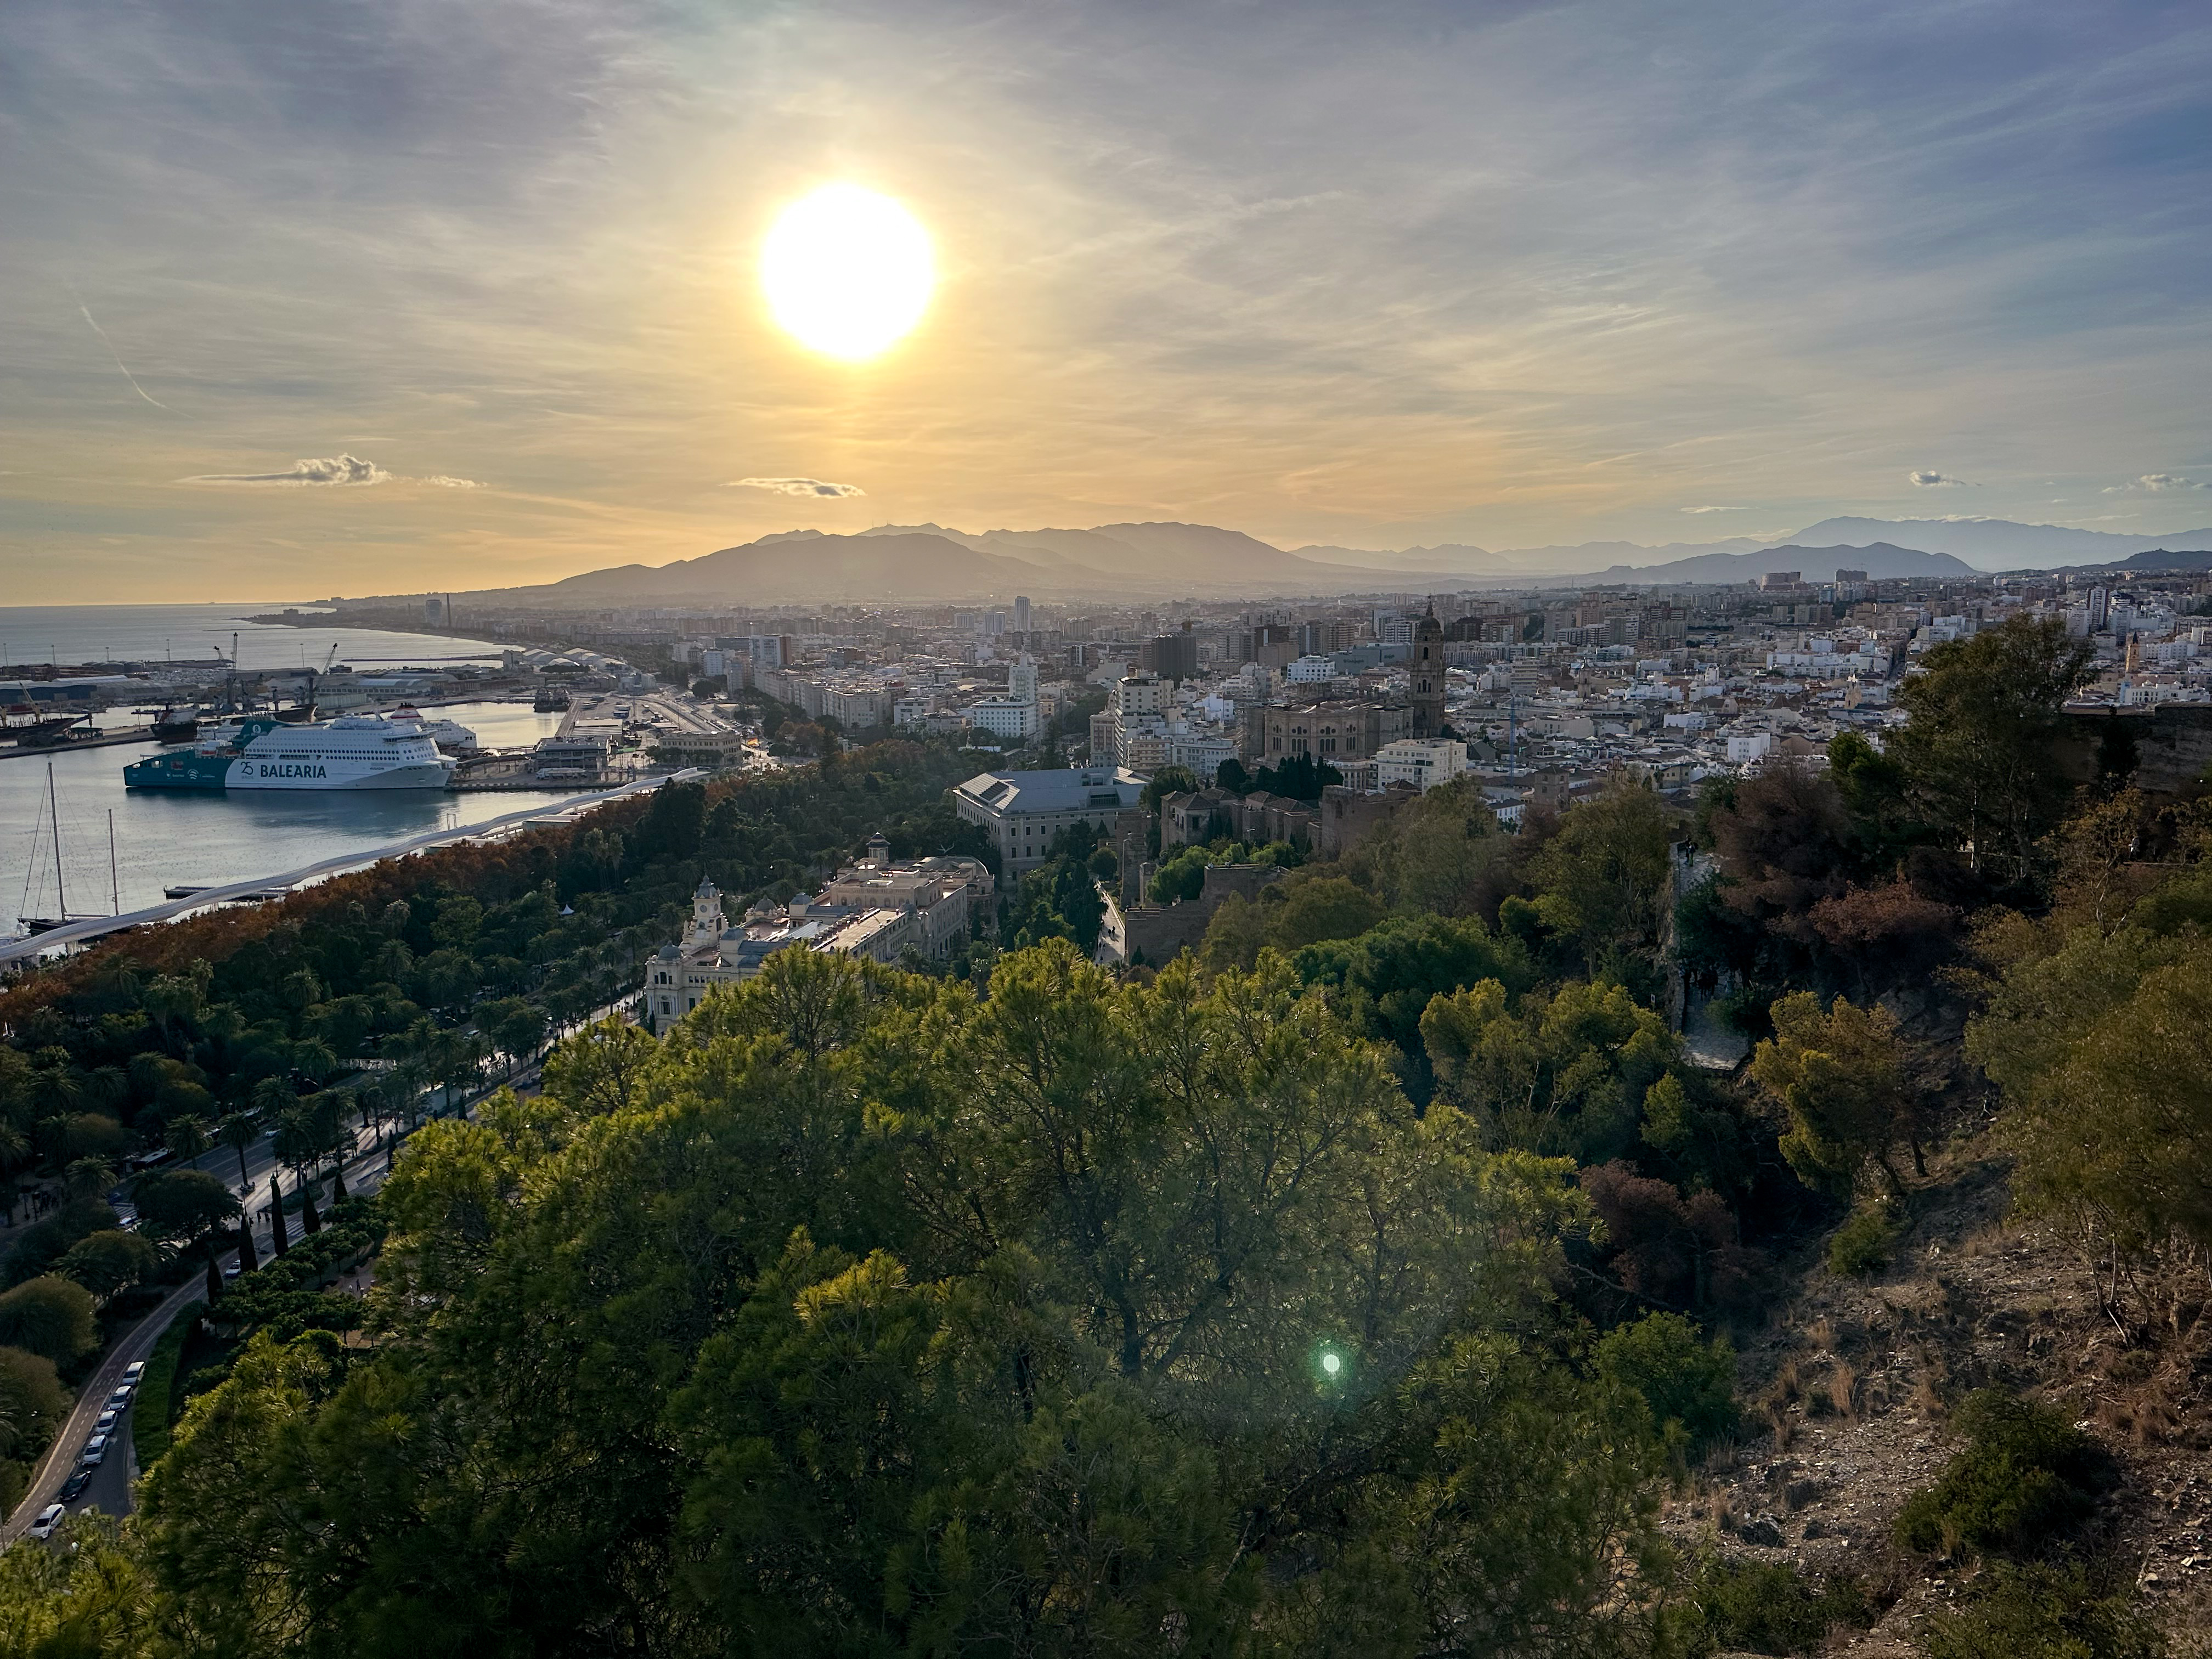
1809,880,1961,1002
1705,764,1855,941
1581,1161,1770,1318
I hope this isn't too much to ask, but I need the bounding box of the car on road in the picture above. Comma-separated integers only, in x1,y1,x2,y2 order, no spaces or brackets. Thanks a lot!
27,1504,64,1540
106,1386,131,1410
60,1468,92,1502
94,1409,117,1433
79,1435,108,1466
121,1362,144,1385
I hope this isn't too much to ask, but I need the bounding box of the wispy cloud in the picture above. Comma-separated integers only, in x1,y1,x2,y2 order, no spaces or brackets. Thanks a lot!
183,454,390,487
421,475,487,489
1680,504,1753,514
727,477,866,498
2103,472,2209,493
1908,471,1971,488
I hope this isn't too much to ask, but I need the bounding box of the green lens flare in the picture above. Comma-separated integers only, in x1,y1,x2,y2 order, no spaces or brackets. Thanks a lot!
1321,1351,1342,1376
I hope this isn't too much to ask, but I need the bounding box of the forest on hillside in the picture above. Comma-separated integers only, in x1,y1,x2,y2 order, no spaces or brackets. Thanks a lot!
1,617,2207,1656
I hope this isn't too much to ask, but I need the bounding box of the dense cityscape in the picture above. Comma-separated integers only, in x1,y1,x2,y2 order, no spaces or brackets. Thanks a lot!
7,0,2211,1651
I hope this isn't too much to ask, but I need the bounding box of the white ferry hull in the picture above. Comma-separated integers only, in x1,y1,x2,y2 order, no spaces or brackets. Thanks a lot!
225,759,455,790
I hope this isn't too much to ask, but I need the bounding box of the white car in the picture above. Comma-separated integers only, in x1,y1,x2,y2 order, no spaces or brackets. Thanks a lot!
79,1435,107,1466
94,1409,118,1434
106,1387,131,1410
121,1362,144,1385
27,1504,64,1540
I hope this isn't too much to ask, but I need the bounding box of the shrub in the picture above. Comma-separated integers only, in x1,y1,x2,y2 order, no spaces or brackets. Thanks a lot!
1920,1562,2164,1659
1668,1555,1874,1656
0,1277,99,1365
1827,1203,1894,1277
1595,1312,1738,1454
1895,1389,2112,1559
130,1302,201,1470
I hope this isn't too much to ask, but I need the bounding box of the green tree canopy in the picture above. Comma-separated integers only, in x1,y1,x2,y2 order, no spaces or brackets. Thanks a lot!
0,1277,98,1364
1888,614,2097,889
56,1229,161,1299
131,1167,240,1246
130,943,1675,1656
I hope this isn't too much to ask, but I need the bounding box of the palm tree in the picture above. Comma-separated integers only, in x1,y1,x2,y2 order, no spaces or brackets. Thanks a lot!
165,1113,213,1167
63,1157,115,1201
217,1112,259,1193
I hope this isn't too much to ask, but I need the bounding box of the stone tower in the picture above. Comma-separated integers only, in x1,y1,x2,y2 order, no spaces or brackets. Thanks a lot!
1410,600,1445,738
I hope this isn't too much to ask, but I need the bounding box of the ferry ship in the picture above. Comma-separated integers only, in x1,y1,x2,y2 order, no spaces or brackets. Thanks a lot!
123,714,458,792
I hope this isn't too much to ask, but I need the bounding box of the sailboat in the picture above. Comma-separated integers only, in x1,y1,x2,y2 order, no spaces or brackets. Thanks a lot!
13,768,120,938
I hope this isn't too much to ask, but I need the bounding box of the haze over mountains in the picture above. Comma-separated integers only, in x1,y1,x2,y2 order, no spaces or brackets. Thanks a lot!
449,515,2212,608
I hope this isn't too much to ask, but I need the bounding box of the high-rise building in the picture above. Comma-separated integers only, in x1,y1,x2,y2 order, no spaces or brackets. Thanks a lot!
1146,624,1199,684
2089,586,2110,632
1014,595,1031,633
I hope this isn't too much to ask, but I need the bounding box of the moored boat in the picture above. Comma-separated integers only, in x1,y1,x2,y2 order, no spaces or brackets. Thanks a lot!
123,714,457,791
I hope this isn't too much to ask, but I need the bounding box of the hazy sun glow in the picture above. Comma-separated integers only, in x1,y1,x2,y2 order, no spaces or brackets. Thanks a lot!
760,183,934,360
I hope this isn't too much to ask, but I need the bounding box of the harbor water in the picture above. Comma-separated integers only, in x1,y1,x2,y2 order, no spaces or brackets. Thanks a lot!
4,701,587,939
0,602,506,674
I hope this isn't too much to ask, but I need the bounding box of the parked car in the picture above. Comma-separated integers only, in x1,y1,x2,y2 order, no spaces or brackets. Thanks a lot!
60,1467,92,1502
79,1435,107,1466
106,1386,131,1410
27,1504,64,1540
121,1362,144,1384
94,1409,117,1434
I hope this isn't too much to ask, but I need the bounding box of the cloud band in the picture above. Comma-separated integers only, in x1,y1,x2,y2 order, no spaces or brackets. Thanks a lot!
727,476,866,498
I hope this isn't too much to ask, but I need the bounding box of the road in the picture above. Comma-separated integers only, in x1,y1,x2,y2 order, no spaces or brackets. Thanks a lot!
0,1040,607,1550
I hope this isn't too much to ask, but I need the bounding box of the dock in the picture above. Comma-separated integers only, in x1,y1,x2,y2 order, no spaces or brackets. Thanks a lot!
0,726,160,760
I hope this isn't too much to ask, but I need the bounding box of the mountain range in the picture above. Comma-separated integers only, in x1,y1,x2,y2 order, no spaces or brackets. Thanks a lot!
439,515,2212,608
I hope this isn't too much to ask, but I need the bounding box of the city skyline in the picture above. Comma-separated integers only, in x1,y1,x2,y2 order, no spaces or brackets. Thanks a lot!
4,0,2209,602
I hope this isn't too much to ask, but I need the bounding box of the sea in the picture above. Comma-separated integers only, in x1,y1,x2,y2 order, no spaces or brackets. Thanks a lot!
1,603,591,938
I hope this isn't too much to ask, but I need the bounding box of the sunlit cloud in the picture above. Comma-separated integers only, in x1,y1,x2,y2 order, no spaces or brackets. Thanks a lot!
421,475,487,489
2102,472,2209,493
1908,471,1972,488
183,454,390,487
1680,504,1753,514
727,477,866,498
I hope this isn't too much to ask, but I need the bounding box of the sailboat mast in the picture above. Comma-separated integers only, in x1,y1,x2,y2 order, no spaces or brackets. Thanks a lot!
46,764,65,919
109,810,119,915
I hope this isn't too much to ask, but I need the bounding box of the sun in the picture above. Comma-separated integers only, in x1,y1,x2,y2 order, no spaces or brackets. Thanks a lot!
760,184,934,360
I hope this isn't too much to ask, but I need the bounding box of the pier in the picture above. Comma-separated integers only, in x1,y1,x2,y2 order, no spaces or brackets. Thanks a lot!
0,726,160,760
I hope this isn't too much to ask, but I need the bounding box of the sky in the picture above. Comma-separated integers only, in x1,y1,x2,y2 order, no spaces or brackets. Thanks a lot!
3,0,2210,602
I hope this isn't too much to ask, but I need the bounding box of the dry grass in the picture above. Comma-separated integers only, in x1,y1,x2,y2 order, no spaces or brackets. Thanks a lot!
1911,1376,1944,1418
1807,1316,1838,1353
1826,1362,1861,1422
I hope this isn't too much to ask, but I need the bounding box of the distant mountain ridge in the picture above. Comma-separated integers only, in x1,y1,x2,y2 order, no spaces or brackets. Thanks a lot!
432,515,2212,607
1581,541,1972,585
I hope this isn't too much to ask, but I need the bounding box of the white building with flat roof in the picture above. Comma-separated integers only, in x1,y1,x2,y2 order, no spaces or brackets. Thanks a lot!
1374,737,1469,793
964,693,1040,741
951,765,1148,885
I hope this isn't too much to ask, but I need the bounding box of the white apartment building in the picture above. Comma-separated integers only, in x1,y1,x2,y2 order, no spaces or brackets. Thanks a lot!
951,765,1148,885
966,693,1040,740
1168,733,1238,782
1374,737,1469,793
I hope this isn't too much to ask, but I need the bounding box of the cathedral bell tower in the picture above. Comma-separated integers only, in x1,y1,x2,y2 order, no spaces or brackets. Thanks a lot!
1411,600,1445,739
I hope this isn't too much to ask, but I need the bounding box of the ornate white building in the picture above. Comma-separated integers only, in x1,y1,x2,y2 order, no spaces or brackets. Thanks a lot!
645,841,992,1024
